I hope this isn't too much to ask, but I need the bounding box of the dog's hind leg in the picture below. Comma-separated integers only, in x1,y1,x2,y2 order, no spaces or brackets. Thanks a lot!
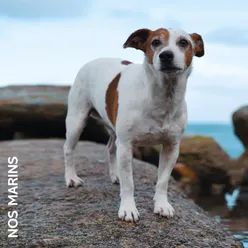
106,130,119,184
63,101,91,187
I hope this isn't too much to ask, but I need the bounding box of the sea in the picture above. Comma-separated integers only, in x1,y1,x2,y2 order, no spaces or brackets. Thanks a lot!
186,123,247,247
185,123,244,158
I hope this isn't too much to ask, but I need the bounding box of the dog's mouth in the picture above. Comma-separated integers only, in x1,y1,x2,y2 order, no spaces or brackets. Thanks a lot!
160,66,182,73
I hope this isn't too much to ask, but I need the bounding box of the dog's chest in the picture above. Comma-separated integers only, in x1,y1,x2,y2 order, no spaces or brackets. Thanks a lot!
122,92,185,147
132,128,168,147
131,116,182,147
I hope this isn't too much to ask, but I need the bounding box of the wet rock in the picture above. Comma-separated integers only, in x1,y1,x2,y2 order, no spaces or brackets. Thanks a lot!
172,162,200,195
211,105,248,187
0,140,243,248
232,105,248,149
228,151,248,186
177,136,231,195
241,168,248,186
229,185,248,218
0,85,109,143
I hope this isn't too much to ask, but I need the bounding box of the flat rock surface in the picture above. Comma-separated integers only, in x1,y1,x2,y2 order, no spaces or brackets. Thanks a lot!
0,85,69,121
0,86,109,143
0,140,243,248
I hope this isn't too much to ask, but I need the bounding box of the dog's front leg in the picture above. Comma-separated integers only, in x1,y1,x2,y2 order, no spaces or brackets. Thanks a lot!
117,141,139,222
153,142,180,217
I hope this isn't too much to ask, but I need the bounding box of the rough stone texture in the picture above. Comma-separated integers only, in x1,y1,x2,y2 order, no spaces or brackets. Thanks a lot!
232,105,248,149
0,140,243,248
177,136,231,193
0,85,108,143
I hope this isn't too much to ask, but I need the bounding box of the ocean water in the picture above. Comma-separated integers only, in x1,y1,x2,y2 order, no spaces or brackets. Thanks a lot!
185,123,244,158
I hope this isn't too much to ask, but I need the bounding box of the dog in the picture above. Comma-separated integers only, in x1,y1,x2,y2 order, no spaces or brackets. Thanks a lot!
63,27,204,222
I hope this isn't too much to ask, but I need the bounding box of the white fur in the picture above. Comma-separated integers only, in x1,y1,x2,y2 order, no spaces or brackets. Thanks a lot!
63,28,202,222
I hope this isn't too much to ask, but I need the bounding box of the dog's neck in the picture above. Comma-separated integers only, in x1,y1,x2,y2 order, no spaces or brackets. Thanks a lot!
142,59,191,124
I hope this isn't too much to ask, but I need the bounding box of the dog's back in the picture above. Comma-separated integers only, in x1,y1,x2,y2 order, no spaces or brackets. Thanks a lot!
67,57,134,129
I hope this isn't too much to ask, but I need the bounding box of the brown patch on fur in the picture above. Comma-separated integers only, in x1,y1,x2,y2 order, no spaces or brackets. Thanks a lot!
190,33,204,57
123,29,151,51
176,37,194,67
105,73,121,126
121,60,133,65
145,28,169,64
182,41,193,67
123,28,169,64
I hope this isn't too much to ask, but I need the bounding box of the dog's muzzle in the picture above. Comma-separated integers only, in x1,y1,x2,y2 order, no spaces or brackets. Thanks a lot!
159,51,181,72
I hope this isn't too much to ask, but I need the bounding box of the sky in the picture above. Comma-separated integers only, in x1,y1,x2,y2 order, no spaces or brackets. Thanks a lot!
0,0,248,123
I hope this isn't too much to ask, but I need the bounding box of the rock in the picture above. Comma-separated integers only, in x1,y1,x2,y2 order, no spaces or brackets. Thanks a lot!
232,105,248,149
231,105,248,186
241,168,248,186
0,140,243,248
177,136,231,195
228,150,248,185
173,162,197,181
228,182,248,218
172,162,200,195
0,85,109,143
133,146,160,166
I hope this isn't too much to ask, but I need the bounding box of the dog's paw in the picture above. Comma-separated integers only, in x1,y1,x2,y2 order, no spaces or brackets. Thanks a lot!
110,173,119,185
154,201,175,218
65,174,84,188
118,201,140,222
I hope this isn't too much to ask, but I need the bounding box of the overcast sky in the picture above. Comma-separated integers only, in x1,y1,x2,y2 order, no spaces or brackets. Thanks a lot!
0,0,248,123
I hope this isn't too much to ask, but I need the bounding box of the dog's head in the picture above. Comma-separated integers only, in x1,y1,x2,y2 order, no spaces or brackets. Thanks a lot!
123,28,204,75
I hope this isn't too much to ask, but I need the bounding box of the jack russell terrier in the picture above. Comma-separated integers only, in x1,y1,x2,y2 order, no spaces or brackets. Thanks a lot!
63,27,204,222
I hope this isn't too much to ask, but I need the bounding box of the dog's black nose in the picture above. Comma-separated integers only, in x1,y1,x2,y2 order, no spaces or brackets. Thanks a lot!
159,51,174,62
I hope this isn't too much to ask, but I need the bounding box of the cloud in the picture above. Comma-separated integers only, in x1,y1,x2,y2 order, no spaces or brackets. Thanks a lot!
205,27,248,46
108,9,147,19
0,0,91,19
0,17,145,85
186,73,248,123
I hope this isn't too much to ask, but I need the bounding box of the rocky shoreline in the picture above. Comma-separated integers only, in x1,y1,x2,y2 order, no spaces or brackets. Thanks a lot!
1,85,248,195
0,140,243,248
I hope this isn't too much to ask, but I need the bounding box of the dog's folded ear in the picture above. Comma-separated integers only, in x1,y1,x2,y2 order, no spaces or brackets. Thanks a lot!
123,29,151,52
190,33,204,57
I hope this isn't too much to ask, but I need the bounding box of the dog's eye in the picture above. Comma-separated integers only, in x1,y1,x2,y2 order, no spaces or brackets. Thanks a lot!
151,39,161,47
179,39,188,47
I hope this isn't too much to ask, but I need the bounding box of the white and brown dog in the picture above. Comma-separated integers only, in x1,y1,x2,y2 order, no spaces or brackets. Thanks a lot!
63,27,204,222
